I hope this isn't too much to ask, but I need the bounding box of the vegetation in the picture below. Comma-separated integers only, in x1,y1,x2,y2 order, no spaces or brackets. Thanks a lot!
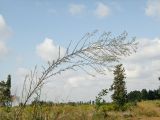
95,88,108,108
0,75,12,107
0,100,159,120
110,64,127,107
127,89,160,102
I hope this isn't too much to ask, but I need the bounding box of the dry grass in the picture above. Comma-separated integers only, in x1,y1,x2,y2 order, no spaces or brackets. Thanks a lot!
0,100,160,120
132,100,160,118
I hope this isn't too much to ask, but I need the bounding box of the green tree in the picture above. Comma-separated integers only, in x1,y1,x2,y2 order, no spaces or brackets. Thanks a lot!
5,75,12,106
127,90,141,102
0,75,12,107
0,81,6,106
95,88,108,107
110,64,127,107
141,89,148,100
158,77,160,95
148,90,155,100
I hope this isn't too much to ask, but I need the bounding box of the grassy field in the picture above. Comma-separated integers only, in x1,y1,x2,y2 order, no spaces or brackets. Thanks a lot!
0,100,160,120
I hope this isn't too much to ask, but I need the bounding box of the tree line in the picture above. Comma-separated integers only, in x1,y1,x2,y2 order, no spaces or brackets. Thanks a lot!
127,89,160,102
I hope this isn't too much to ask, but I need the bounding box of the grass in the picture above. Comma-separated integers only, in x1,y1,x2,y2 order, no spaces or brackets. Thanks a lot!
132,100,160,118
0,100,160,120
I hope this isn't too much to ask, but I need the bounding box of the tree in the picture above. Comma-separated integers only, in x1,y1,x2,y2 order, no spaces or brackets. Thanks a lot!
158,77,160,95
110,64,127,107
148,90,155,100
141,89,148,100
5,75,12,106
127,90,141,102
0,80,6,106
153,90,160,99
0,75,12,107
95,88,108,107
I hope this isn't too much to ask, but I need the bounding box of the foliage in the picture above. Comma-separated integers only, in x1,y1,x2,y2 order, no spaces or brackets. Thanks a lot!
127,89,160,102
0,75,12,107
110,64,127,107
141,89,148,100
95,88,108,108
5,75,12,107
127,90,141,102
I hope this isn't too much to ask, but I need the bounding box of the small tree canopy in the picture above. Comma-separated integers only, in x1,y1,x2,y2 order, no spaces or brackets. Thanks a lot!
0,75,12,107
110,64,127,106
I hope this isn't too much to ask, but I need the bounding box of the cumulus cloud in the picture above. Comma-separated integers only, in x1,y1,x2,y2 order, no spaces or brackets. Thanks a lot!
40,69,111,101
36,38,65,61
121,38,160,90
69,3,86,15
0,41,8,57
145,0,160,18
16,67,30,78
0,15,11,40
94,2,110,18
65,74,95,88
123,38,160,63
0,14,11,59
12,67,30,103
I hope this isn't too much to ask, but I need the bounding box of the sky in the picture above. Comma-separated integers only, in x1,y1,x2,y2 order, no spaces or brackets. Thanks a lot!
0,0,160,102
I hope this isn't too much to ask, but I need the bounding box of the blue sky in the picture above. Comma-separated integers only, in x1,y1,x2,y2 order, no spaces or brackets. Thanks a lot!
0,0,160,102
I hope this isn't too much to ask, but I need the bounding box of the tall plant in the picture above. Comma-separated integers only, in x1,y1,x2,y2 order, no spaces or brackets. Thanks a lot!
110,64,127,107
19,31,137,115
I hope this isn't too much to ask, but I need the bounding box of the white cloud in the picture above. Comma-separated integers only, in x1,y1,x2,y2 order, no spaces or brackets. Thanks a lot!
145,0,160,18
12,67,30,104
40,70,111,102
16,67,30,78
0,41,8,58
36,38,65,61
125,65,142,79
0,15,11,40
65,74,95,88
0,14,11,59
121,38,160,90
94,2,110,18
69,3,85,15
123,38,160,62
67,76,85,87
